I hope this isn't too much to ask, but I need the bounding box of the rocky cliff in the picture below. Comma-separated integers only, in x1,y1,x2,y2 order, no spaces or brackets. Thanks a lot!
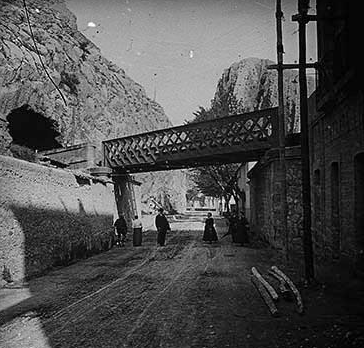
0,0,187,212
0,0,171,153
211,57,315,133
137,169,188,214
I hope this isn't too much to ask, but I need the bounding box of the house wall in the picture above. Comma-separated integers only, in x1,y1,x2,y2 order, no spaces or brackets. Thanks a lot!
310,0,364,272
310,89,364,266
237,162,257,220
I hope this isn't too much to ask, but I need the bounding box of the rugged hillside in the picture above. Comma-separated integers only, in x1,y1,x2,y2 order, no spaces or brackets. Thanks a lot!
0,0,171,153
137,169,188,214
211,57,315,133
0,0,187,212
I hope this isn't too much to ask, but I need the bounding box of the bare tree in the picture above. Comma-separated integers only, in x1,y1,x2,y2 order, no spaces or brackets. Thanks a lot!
189,105,246,212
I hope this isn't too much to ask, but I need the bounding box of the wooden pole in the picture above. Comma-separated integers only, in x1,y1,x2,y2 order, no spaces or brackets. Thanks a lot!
252,267,279,301
251,275,279,317
271,266,304,313
276,0,289,260
297,0,315,281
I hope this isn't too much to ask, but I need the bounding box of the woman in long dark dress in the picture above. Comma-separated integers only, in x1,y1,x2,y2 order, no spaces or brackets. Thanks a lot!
236,211,249,246
228,213,239,243
202,212,218,243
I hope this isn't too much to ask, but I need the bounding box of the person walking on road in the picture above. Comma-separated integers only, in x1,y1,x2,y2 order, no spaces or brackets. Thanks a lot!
132,215,143,246
114,214,128,247
155,208,170,246
202,212,218,243
229,212,239,242
236,211,250,246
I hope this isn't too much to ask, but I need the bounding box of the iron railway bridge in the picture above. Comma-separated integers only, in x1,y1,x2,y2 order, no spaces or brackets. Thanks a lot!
102,108,278,173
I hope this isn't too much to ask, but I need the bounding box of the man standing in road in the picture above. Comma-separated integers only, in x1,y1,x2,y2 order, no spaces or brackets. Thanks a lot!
114,214,128,247
155,208,170,246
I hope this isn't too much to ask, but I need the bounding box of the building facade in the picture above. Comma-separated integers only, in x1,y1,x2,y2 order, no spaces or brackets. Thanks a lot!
309,0,364,270
247,1,363,273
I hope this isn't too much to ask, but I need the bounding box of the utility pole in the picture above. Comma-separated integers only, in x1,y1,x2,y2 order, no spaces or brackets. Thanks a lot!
295,0,315,281
275,0,289,260
153,73,157,101
268,0,316,281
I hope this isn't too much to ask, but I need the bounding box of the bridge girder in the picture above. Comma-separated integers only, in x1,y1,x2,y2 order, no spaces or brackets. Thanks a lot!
102,108,279,173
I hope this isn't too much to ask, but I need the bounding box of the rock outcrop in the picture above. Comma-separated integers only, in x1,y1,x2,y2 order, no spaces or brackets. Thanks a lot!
211,57,315,133
137,170,188,214
0,0,188,213
0,0,171,155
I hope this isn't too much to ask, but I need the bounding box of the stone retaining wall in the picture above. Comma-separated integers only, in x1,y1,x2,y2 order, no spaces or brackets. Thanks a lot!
248,146,303,256
0,155,115,284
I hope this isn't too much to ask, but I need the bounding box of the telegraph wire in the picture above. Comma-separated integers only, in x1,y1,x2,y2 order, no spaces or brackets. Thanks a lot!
22,0,67,106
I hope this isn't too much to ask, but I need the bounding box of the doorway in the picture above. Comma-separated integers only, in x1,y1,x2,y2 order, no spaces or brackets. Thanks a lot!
331,162,340,258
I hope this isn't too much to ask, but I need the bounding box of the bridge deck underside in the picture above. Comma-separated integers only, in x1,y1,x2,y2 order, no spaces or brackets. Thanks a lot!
103,108,278,173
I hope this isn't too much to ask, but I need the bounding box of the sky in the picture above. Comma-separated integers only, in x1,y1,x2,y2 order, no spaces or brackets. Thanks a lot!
65,0,317,125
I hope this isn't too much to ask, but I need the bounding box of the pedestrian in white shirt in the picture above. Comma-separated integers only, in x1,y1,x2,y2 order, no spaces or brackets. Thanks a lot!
132,215,143,246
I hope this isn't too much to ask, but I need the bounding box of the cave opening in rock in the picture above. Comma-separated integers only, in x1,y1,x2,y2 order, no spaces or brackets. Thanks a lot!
7,105,62,155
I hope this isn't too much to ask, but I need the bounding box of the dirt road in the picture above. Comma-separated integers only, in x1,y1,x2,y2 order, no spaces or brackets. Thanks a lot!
1,217,363,348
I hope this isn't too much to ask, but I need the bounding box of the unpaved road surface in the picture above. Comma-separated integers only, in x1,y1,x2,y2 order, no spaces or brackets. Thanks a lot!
1,217,363,348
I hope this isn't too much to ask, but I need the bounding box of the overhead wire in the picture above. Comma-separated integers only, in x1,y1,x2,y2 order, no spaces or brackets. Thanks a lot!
22,0,67,106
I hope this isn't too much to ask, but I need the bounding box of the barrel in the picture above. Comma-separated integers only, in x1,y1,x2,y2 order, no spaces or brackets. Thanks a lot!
133,227,142,246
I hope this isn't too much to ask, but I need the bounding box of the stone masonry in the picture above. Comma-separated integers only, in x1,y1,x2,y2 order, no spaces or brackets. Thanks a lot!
248,146,303,257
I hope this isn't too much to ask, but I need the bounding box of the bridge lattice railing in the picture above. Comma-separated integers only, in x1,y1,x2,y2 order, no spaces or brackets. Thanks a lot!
103,107,278,172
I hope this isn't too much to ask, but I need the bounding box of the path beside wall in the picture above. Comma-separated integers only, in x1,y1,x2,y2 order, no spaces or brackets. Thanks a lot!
0,155,116,284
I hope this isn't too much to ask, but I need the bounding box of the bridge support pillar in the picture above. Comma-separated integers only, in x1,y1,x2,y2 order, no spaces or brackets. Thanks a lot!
112,174,142,233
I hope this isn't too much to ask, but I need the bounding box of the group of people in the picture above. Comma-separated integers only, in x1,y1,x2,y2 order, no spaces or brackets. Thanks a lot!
114,208,249,248
224,211,250,246
202,211,250,246
113,208,171,247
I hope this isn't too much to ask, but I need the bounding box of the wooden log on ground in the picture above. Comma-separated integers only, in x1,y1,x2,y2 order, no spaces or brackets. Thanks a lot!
268,270,292,300
251,267,279,301
251,275,279,317
271,266,304,314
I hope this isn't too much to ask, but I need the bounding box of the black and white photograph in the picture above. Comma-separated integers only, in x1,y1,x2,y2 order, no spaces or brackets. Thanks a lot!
0,0,363,347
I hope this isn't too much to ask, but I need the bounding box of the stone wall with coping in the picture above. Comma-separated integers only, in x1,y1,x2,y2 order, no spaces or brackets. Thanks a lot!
39,143,98,169
0,155,116,284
